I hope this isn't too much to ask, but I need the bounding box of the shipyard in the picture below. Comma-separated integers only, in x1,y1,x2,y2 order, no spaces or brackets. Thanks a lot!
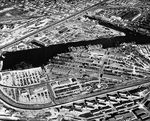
0,0,150,121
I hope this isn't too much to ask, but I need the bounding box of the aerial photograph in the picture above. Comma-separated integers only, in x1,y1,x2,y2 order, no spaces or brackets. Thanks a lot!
0,0,150,121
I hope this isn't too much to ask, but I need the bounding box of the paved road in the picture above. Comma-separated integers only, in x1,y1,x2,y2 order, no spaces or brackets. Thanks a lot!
0,15,50,23
0,77,149,110
0,81,47,88
54,78,150,106
0,1,106,50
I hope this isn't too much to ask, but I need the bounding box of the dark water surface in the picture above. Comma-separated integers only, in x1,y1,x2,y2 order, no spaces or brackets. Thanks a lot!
2,20,150,70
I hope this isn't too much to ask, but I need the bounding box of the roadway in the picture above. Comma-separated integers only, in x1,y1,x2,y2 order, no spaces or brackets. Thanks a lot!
0,0,107,50
0,77,150,110
54,78,150,106
0,15,51,23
